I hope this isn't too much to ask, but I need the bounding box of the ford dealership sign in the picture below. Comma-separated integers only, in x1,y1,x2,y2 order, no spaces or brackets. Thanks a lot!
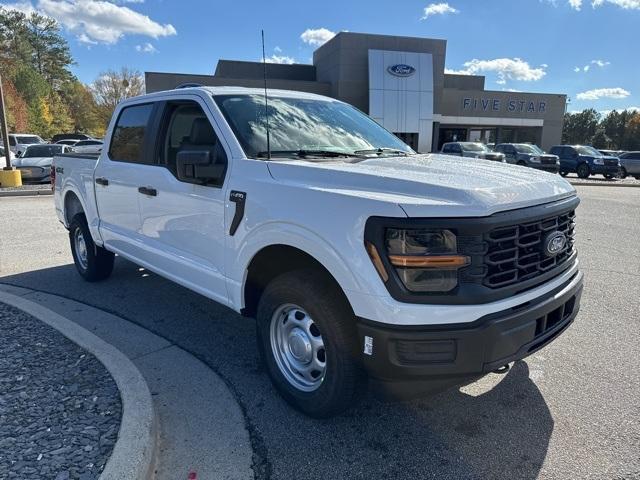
387,64,416,77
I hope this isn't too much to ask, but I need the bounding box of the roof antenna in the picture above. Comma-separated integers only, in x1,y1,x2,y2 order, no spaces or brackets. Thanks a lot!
261,29,271,160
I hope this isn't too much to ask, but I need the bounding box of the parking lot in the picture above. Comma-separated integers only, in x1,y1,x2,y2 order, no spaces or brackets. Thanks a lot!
0,186,638,480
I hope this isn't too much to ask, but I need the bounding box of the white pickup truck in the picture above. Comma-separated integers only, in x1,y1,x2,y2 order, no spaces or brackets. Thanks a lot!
53,86,583,417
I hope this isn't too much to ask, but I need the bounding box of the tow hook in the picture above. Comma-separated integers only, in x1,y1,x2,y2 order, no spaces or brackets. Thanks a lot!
492,364,510,375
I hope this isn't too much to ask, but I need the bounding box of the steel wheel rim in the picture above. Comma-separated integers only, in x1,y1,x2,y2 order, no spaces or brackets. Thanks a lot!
269,303,327,392
74,228,88,270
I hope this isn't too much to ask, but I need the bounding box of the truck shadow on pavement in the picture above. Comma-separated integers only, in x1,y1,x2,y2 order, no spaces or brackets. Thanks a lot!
1,259,554,480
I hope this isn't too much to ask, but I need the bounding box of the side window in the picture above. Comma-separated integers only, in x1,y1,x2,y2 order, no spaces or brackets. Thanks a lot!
9,136,16,146
453,144,462,153
109,103,154,164
158,101,227,186
442,144,451,153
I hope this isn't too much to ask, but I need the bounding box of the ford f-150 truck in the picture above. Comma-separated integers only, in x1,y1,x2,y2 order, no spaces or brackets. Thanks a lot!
53,86,583,418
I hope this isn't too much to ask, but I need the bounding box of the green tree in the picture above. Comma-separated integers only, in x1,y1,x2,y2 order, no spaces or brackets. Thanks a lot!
600,110,635,149
621,114,640,151
591,128,610,149
25,12,73,86
60,80,103,136
562,109,600,145
0,8,31,69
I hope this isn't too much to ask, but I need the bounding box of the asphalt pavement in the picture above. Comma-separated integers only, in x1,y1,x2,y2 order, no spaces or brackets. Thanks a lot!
0,188,638,480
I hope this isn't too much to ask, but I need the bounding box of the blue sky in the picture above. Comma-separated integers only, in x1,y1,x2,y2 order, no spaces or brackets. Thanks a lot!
2,0,638,113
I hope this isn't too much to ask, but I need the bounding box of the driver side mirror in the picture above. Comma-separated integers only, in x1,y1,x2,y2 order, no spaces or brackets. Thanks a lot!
176,150,225,185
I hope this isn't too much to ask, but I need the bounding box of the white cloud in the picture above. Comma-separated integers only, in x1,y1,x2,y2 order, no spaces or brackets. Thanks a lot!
446,58,546,84
576,87,631,100
0,1,38,14
569,0,640,9
3,0,177,44
574,59,610,72
300,27,336,47
135,42,157,53
591,0,640,9
77,33,98,45
265,54,295,64
421,2,459,19
274,46,282,53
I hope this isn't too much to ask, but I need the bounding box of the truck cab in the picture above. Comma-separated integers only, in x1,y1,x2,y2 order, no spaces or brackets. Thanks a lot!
53,86,583,417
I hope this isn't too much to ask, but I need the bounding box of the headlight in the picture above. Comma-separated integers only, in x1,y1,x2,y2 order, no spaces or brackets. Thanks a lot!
593,158,604,165
380,229,469,292
529,156,541,163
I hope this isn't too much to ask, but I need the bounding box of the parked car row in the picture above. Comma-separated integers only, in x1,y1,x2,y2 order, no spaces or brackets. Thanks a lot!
1,132,104,183
439,141,639,180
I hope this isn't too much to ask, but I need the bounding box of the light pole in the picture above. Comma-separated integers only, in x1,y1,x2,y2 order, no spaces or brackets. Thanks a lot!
0,73,22,187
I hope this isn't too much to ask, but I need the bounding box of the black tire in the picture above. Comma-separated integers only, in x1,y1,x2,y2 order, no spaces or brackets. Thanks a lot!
69,214,115,282
517,161,526,166
576,163,590,179
635,176,640,180
620,168,627,179
603,174,614,179
256,269,365,418
560,171,568,177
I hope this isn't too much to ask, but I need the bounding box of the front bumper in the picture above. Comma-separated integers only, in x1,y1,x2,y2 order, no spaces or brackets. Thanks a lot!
590,164,620,175
357,270,583,399
531,163,560,173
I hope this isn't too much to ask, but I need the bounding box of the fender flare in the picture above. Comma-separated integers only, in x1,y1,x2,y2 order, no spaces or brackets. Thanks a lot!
228,222,368,311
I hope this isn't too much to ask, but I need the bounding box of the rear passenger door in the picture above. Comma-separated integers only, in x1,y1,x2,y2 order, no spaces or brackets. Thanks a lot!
557,147,576,172
135,96,230,305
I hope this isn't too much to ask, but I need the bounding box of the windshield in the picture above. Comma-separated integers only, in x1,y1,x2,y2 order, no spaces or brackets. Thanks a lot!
461,143,490,152
514,144,544,154
17,135,44,145
22,145,63,157
575,145,602,156
214,94,414,159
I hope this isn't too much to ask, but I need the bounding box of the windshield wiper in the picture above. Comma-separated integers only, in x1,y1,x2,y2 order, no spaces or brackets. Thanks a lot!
353,147,411,157
256,149,364,159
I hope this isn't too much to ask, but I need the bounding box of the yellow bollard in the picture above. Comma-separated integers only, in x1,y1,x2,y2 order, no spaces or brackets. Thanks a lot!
0,168,22,187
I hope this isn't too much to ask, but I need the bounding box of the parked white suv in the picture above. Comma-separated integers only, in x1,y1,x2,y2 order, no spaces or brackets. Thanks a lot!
53,86,583,417
4,133,46,156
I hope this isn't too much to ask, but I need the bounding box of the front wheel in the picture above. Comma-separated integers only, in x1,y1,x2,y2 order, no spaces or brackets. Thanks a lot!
560,171,568,177
256,269,365,418
603,174,615,180
576,163,590,179
620,168,627,179
69,214,114,282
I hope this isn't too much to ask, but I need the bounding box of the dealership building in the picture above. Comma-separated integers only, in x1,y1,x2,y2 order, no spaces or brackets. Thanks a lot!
145,32,566,153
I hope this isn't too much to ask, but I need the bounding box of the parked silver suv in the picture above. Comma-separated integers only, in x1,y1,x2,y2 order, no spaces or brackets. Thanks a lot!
619,151,640,179
441,142,505,162
495,143,559,173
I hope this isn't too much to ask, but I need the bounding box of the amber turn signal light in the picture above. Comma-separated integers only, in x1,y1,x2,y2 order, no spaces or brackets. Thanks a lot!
365,242,389,282
388,255,470,268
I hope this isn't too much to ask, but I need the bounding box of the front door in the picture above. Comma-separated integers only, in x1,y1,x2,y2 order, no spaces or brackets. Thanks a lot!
135,98,230,305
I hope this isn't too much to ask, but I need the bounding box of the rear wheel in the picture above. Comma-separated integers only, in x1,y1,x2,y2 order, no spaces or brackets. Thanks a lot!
560,171,568,177
576,163,590,179
620,168,627,179
69,214,114,282
517,161,526,166
256,269,365,417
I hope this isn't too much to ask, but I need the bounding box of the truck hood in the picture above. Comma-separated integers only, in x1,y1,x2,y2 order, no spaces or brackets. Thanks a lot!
267,153,576,217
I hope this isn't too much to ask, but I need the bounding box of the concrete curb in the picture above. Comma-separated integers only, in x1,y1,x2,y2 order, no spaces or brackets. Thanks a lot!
0,290,158,480
0,188,54,197
568,181,640,188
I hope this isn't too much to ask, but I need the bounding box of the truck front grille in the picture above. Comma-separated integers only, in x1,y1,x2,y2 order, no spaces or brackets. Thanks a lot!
481,210,575,289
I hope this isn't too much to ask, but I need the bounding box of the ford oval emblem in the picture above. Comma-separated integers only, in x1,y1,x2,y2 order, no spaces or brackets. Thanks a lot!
543,231,567,257
387,64,416,77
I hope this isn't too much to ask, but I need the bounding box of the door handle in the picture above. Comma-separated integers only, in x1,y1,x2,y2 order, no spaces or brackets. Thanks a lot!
95,177,109,186
138,186,157,196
